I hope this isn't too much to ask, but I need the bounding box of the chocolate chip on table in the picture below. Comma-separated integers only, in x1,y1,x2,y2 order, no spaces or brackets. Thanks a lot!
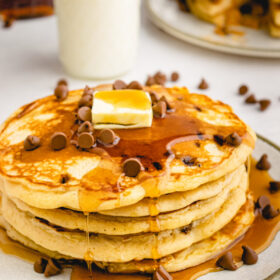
225,132,242,147
153,265,173,280
44,258,62,277
214,135,225,146
171,72,180,82
154,71,167,86
198,78,209,90
242,246,258,265
78,121,94,134
54,84,68,101
79,94,93,108
238,84,248,95
24,135,41,151
216,252,238,270
259,99,271,111
256,154,271,170
153,101,167,118
269,181,280,194
145,76,156,86
57,79,68,87
149,91,160,105
34,257,48,274
113,80,127,90
78,132,95,149
127,81,143,90
256,195,270,210
51,132,67,151
262,204,280,219
245,94,257,104
123,158,143,177
97,129,117,145
77,106,92,122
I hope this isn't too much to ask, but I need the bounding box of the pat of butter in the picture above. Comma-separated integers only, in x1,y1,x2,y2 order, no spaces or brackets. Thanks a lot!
92,90,153,129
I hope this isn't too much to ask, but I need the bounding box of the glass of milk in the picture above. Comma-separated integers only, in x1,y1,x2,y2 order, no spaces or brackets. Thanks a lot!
54,0,141,80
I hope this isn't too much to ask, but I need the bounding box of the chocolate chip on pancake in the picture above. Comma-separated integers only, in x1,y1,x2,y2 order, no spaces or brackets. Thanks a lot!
214,134,225,146
51,132,67,151
262,204,280,219
159,96,173,111
256,154,271,170
79,94,93,108
171,72,179,82
44,258,62,277
153,265,173,280
198,78,209,90
54,84,68,101
181,224,192,234
123,158,143,177
269,181,280,194
145,76,156,86
57,79,68,86
127,81,143,90
239,84,248,95
256,195,270,210
259,99,271,111
78,121,94,134
60,174,70,184
78,132,95,149
82,85,94,96
245,94,257,104
97,129,117,145
182,156,196,166
152,162,163,170
153,101,167,118
113,80,127,90
242,246,258,265
149,91,160,105
77,106,92,122
225,132,242,147
24,135,41,151
216,252,238,270
34,257,48,274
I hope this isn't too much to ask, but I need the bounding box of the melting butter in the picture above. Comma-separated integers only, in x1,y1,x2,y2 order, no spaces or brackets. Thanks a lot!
92,90,153,129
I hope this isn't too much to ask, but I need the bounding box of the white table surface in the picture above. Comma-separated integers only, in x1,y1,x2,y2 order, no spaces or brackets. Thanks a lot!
0,10,280,146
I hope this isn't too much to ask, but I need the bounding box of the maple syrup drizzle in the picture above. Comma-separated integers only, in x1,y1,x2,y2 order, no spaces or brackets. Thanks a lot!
0,159,279,280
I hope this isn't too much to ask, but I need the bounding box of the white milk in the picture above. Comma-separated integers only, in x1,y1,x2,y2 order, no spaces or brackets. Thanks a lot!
54,0,141,79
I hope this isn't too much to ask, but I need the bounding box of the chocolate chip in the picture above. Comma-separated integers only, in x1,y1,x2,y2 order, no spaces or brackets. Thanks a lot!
123,158,143,177
146,76,156,86
181,224,192,234
79,94,93,108
262,204,280,219
24,135,41,151
153,265,173,280
54,84,68,101
214,135,225,146
44,258,62,277
154,72,167,86
242,246,258,265
198,78,209,90
259,99,271,111
256,195,270,210
238,85,248,95
34,257,48,274
159,96,172,111
51,132,67,151
78,132,95,149
225,132,242,147
152,162,163,170
57,79,68,86
171,72,179,82
78,121,94,134
77,106,92,122
216,252,238,270
127,81,143,90
245,94,257,104
182,156,196,166
97,129,117,145
269,181,280,194
61,174,70,184
113,80,127,90
149,91,160,105
153,101,167,118
256,154,271,170
82,85,94,96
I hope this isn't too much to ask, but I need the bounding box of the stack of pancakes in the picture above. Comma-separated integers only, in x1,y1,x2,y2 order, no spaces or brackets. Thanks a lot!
0,85,256,273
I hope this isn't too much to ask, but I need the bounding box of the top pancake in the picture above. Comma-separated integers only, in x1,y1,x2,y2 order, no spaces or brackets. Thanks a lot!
0,84,255,212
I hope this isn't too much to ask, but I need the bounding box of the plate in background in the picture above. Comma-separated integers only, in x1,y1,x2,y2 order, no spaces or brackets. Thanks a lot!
145,0,280,58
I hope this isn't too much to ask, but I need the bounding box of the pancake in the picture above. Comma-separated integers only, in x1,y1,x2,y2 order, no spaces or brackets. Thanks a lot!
0,85,255,212
8,165,246,235
1,175,248,262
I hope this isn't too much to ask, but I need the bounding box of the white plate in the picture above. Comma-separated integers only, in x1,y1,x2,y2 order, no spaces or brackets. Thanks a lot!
0,135,279,279
145,0,280,58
